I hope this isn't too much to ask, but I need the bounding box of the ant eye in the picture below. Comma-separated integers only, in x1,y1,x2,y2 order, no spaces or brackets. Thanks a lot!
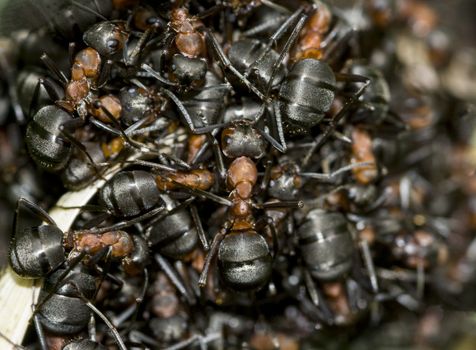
107,39,119,49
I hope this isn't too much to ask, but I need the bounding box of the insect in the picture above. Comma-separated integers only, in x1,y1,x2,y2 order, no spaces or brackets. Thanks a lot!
142,4,263,99
194,116,306,292
9,198,145,280
296,207,379,320
33,267,127,350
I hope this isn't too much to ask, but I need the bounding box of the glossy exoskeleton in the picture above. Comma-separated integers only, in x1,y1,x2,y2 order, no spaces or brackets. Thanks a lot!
9,198,142,279
298,209,354,281
146,194,199,259
36,268,96,335
25,105,74,172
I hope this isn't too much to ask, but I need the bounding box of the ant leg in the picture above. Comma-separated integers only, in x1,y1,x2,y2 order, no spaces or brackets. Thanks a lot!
203,29,266,101
90,205,167,234
262,11,308,97
259,159,273,193
259,200,303,210
33,314,48,350
322,27,353,64
160,87,226,133
300,161,374,183
190,204,209,251
15,197,56,227
115,268,149,330
243,15,288,37
125,28,151,66
144,197,195,229
106,159,177,173
141,63,179,87
128,330,159,348
171,181,232,206
332,130,352,144
112,304,136,328
92,100,146,150
40,53,68,86
416,259,425,300
269,100,287,152
256,216,279,258
247,7,306,78
256,126,286,153
359,239,379,293
134,268,149,317
189,128,220,166
155,254,196,305
386,109,409,129
261,0,293,13
97,60,113,88
88,315,96,341
40,77,63,101
59,118,105,179
32,251,87,315
81,213,111,230
303,269,321,307
68,42,76,66
158,153,192,170
88,118,120,136
75,293,127,350
207,133,226,181
164,333,220,350
302,79,370,167
71,0,107,20
198,220,233,287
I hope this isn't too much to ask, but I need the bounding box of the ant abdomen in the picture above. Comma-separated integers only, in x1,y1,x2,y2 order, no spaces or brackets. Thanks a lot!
37,268,96,334
99,170,161,218
147,195,198,259
26,105,74,172
218,231,272,291
297,209,353,281
278,58,336,130
9,223,65,278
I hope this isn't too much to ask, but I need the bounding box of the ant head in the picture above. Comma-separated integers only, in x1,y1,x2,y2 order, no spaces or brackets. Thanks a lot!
133,6,165,31
83,21,129,57
221,120,266,159
268,160,302,200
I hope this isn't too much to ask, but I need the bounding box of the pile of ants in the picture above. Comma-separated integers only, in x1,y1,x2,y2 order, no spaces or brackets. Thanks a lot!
0,0,475,349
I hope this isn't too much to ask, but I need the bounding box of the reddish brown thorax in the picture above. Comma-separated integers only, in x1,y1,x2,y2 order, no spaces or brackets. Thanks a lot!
155,168,215,191
61,80,90,112
227,156,257,199
170,7,205,58
292,4,332,61
72,230,134,258
58,48,103,114
71,47,102,82
226,156,258,231
88,94,122,123
351,127,378,185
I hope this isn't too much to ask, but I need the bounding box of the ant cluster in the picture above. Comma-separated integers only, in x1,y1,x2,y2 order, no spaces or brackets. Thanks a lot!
0,0,475,349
